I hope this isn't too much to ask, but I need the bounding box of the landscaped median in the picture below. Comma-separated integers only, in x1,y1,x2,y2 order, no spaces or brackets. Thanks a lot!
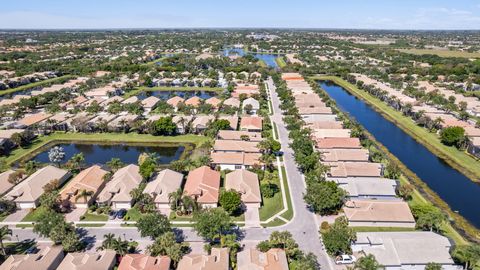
3,132,209,165
311,75,480,184
0,75,75,97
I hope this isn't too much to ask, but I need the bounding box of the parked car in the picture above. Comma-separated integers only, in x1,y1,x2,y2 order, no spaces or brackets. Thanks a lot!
116,209,127,219
335,255,357,265
108,210,117,220
274,151,284,156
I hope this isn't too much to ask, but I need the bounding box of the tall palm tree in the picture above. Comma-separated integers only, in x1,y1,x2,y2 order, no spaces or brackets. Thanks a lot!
0,225,12,256
113,237,129,256
181,195,198,215
168,189,183,211
75,190,94,204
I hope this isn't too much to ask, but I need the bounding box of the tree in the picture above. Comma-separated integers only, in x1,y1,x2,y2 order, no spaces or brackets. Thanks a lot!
139,156,157,180
10,132,25,148
66,153,85,172
440,126,465,147
411,204,447,232
289,253,320,270
425,262,442,270
39,190,60,210
150,117,177,136
219,189,242,215
257,231,301,261
147,231,188,268
260,183,279,198
352,254,383,270
321,217,356,256
7,171,23,185
452,244,480,270
0,226,12,256
304,181,345,215
48,146,65,165
106,158,124,172
113,237,129,256
384,162,401,180
137,212,171,239
75,189,94,204
33,210,65,238
99,233,117,250
193,208,233,243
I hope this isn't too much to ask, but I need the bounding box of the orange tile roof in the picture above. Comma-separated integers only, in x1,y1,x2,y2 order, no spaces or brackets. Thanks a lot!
184,166,220,204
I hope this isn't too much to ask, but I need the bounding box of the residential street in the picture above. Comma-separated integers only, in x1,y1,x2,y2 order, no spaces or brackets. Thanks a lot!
7,77,333,270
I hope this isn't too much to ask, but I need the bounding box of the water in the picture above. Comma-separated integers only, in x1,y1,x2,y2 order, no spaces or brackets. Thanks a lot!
30,143,185,166
137,90,217,100
320,81,480,229
223,47,280,68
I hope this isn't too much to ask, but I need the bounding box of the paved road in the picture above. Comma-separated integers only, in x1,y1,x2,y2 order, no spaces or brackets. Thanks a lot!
8,77,334,269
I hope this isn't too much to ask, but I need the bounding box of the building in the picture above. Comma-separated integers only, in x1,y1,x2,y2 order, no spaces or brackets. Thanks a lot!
0,170,18,196
184,166,220,207
57,250,116,270
97,164,142,209
0,245,64,270
319,149,369,162
327,162,383,178
352,232,461,270
240,117,263,132
177,248,229,270
167,96,185,111
213,140,260,153
225,170,261,207
211,152,262,170
343,200,415,228
315,138,361,149
467,137,480,158
141,96,160,113
191,115,215,133
59,165,109,209
5,165,70,209
223,97,241,108
330,177,398,200
118,254,171,270
143,169,183,210
218,115,239,130
242,97,260,115
185,96,202,107
206,97,222,108
237,248,289,270
217,130,262,142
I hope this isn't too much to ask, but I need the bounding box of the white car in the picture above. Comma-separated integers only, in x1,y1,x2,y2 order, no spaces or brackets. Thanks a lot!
335,255,357,265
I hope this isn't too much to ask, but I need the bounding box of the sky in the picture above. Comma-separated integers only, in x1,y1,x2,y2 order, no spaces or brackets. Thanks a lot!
1,0,480,30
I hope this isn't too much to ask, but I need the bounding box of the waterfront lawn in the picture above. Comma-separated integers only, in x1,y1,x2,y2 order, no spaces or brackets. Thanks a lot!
275,57,287,68
4,132,210,165
0,75,75,97
313,76,480,183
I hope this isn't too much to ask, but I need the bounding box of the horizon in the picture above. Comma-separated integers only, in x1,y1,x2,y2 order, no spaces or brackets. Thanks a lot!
1,0,480,30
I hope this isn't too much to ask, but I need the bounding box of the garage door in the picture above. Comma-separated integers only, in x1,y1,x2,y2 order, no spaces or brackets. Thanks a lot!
19,203,36,209
113,203,131,210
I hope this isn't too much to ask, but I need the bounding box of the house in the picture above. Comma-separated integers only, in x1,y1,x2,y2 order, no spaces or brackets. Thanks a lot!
143,169,183,211
97,164,142,210
172,115,194,134
307,121,343,130
223,97,241,108
315,138,362,149
0,245,64,270
237,248,289,270
191,115,215,133
467,137,480,158
343,200,415,228
185,96,202,107
100,96,124,106
16,112,52,129
242,97,260,115
184,166,220,207
217,130,262,142
225,170,261,207
0,170,18,196
57,250,116,270
5,165,70,209
327,162,382,178
240,116,263,132
352,232,460,270
302,114,338,123
166,96,185,111
0,129,26,152
59,165,109,209
206,97,222,108
297,106,333,116
177,248,229,270
108,114,139,131
330,177,398,200
122,96,139,104
141,96,160,113
311,129,351,139
118,254,171,270
319,149,369,162
211,152,262,170
218,115,239,130
213,140,261,153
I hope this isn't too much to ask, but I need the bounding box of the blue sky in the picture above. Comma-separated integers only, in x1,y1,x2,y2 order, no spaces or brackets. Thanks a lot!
1,0,480,30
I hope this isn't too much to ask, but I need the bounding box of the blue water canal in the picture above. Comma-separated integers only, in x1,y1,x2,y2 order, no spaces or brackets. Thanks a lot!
320,81,480,229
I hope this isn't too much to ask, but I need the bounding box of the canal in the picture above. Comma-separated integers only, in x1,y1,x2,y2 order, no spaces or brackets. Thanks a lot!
320,81,480,229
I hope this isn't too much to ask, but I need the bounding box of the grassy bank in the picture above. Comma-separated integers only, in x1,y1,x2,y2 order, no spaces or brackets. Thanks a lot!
3,132,210,165
125,86,224,98
312,75,480,183
275,57,287,68
0,75,75,97
397,49,480,59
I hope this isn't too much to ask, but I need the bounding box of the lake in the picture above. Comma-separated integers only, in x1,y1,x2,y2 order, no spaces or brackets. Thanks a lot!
223,47,280,68
30,143,185,166
320,81,480,229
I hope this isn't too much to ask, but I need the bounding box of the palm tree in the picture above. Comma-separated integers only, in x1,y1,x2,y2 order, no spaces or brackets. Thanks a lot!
168,189,183,211
0,225,12,256
98,233,116,251
113,237,129,256
181,195,198,215
75,190,94,204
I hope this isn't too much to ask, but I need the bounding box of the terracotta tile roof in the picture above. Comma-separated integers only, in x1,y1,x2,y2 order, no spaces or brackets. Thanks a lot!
57,250,116,270
225,170,261,204
18,112,52,126
184,166,220,204
217,130,262,142
315,138,362,149
213,140,260,153
143,169,183,204
344,200,415,224
118,254,171,270
185,96,202,107
211,152,262,166
237,248,289,270
59,165,108,204
167,96,185,107
240,117,263,130
320,149,369,162
327,162,382,178
177,248,229,270
206,97,222,108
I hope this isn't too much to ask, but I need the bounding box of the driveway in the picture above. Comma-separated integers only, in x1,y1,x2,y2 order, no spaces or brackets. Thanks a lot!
65,208,86,222
3,209,29,222
244,205,260,228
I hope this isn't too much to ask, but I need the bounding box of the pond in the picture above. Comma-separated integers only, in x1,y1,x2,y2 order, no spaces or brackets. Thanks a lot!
223,47,280,68
320,81,480,229
30,143,185,166
137,90,218,100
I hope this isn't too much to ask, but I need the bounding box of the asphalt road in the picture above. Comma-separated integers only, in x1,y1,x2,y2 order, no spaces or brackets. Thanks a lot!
8,77,334,269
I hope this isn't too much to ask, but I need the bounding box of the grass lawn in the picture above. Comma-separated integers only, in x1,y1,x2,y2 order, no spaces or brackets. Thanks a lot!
257,60,267,68
259,171,284,221
279,166,293,221
275,57,287,68
124,208,142,221
169,212,194,222
312,76,480,183
124,86,224,98
0,75,75,97
81,212,108,222
4,132,209,165
263,217,286,227
397,49,480,59
21,207,48,222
